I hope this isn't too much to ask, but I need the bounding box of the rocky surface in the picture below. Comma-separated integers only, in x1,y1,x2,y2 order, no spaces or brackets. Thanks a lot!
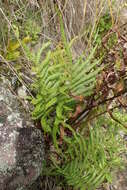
0,79,44,190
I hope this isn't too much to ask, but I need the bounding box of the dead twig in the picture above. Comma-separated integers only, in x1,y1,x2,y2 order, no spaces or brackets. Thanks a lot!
107,102,127,129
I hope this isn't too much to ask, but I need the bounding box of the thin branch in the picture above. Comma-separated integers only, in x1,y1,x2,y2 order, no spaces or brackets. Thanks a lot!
107,103,127,129
0,54,34,97
86,105,121,122
68,90,127,126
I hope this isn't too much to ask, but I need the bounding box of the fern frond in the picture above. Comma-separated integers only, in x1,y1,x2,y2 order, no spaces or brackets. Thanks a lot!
28,24,104,172
35,42,51,64
54,127,123,189
31,41,101,143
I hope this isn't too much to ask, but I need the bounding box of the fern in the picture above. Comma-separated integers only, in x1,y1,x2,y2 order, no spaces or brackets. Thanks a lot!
31,39,101,147
50,123,125,190
27,16,127,190
30,18,100,138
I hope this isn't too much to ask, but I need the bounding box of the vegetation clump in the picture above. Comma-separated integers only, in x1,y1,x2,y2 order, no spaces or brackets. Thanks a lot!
28,14,127,190
0,1,127,190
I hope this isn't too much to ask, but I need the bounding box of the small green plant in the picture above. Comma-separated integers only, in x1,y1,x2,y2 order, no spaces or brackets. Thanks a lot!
93,13,116,46
4,36,31,61
98,13,112,34
52,124,125,190
30,18,101,149
96,13,112,43
28,15,126,190
24,19,41,42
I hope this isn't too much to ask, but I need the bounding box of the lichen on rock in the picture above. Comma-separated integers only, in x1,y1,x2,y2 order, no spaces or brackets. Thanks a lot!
0,78,44,190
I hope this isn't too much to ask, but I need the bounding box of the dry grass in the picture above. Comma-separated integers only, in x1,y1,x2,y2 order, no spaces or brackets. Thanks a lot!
0,0,126,54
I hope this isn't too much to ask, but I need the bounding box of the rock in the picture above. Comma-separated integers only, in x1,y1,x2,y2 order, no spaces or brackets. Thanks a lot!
0,79,44,190
17,85,27,100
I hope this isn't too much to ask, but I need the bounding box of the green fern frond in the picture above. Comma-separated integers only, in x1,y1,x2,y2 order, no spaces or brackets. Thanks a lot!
30,32,101,151
54,126,124,190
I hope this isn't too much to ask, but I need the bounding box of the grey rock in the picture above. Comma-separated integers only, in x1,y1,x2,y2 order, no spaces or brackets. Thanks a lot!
0,79,44,190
